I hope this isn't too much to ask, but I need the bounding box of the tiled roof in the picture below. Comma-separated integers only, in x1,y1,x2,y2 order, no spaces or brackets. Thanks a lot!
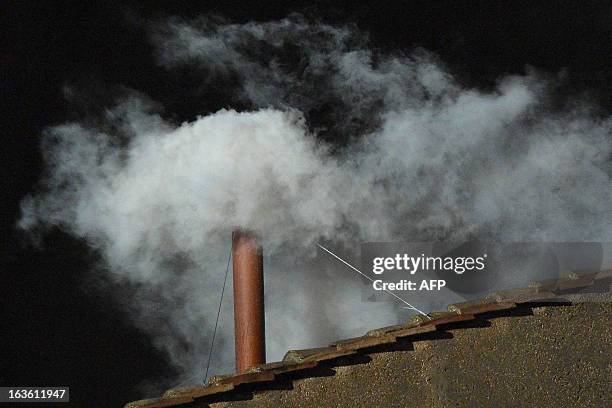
125,269,611,408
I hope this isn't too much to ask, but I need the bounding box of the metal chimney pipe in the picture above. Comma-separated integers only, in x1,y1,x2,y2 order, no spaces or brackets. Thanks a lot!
232,230,266,372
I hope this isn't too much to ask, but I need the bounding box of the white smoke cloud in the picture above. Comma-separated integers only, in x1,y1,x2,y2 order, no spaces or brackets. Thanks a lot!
19,15,612,389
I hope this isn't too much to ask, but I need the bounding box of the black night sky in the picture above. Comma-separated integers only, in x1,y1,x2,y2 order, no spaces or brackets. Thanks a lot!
2,1,612,406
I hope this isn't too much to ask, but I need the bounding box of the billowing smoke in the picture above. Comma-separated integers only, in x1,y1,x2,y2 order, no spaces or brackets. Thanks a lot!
19,15,612,388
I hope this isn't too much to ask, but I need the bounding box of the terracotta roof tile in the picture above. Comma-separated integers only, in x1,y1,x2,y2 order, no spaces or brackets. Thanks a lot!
530,273,595,293
448,300,516,315
333,334,397,351
409,312,475,327
366,324,404,337
283,347,357,363
595,269,612,280
386,324,437,339
269,361,318,375
486,288,557,303
163,383,234,399
210,371,275,387
304,348,357,362
283,346,336,363
124,396,194,408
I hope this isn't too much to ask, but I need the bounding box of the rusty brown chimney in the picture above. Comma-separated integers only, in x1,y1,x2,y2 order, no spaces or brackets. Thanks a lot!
232,230,266,372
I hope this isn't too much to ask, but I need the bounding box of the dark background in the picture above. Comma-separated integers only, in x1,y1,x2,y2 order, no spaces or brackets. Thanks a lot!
2,1,611,406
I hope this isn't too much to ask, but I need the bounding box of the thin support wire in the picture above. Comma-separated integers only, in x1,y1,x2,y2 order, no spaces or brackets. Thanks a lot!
204,249,232,384
317,243,431,318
